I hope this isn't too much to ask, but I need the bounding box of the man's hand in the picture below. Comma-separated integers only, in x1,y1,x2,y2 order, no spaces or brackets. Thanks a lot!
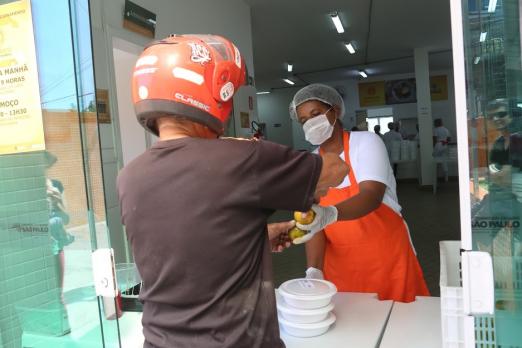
315,152,349,200
268,221,295,252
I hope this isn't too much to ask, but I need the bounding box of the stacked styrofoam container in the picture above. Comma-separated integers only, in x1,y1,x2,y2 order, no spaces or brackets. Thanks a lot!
440,241,522,347
440,241,473,347
391,140,401,162
400,140,411,161
277,279,337,338
409,140,418,160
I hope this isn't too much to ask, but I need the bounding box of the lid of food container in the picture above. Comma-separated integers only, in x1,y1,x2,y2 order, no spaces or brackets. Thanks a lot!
278,312,337,329
276,291,334,315
279,278,337,300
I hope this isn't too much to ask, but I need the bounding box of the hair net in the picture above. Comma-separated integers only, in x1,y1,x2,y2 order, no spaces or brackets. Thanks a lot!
289,84,345,120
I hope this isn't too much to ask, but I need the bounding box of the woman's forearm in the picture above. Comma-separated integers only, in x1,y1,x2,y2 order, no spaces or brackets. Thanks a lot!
306,230,326,270
335,193,381,220
335,181,386,220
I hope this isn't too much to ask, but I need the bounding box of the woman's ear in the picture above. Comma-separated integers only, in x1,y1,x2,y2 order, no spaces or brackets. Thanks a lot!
330,105,342,121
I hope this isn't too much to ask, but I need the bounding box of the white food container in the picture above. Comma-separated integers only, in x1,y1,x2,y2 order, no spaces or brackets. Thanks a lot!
279,312,337,338
278,278,337,309
276,291,334,324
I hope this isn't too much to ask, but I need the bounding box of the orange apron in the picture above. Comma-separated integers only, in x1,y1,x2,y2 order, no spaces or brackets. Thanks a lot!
320,131,429,303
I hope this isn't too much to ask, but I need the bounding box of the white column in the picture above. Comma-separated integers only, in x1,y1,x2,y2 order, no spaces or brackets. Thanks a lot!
414,48,434,186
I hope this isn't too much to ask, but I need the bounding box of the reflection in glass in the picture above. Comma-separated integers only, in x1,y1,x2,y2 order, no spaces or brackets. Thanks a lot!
0,0,117,347
464,0,522,345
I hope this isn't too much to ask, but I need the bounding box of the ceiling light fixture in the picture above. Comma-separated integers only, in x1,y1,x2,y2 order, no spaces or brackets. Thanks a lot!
487,0,497,13
330,12,345,34
358,70,368,78
283,78,295,85
287,62,293,72
345,42,356,54
480,31,487,42
473,56,481,64
256,91,271,95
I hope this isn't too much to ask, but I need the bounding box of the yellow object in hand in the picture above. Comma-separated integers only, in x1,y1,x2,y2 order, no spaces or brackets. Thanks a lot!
289,227,307,241
294,210,316,225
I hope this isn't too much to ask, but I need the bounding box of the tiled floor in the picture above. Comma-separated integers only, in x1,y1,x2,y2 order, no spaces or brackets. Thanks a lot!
271,180,461,296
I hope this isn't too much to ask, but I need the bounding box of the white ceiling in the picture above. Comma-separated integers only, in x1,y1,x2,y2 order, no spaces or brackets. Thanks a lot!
244,0,453,90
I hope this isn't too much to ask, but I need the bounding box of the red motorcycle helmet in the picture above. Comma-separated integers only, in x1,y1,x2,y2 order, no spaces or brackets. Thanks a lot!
132,34,247,136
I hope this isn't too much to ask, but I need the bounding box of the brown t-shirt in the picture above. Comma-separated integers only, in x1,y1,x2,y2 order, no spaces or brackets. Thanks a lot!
117,137,321,348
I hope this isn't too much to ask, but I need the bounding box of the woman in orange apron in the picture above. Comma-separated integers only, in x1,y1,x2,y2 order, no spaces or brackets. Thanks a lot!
289,84,429,303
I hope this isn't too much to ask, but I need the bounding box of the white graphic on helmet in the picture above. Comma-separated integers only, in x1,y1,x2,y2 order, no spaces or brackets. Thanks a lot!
175,93,211,112
188,42,211,65
172,67,204,85
135,55,158,67
138,86,148,100
233,45,241,69
220,82,235,102
134,67,158,76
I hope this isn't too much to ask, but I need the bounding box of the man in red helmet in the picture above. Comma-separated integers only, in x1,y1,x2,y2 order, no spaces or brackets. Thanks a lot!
117,35,347,348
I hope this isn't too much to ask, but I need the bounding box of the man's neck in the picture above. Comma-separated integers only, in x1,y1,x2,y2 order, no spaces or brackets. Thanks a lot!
158,124,217,141
159,132,190,141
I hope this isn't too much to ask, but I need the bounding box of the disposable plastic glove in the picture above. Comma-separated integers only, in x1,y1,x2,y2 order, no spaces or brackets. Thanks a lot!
305,267,324,280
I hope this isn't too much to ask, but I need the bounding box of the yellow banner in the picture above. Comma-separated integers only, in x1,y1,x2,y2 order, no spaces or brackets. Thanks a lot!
430,75,448,101
0,0,45,155
358,81,386,107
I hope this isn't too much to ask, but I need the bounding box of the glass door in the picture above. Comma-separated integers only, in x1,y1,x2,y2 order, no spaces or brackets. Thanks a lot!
0,0,121,347
453,0,522,346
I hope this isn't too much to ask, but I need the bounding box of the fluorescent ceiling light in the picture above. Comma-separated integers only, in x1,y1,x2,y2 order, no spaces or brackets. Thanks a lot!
287,63,293,72
480,32,487,42
345,43,356,54
488,0,497,12
359,70,368,78
256,91,270,95
283,78,295,85
330,12,344,34
473,56,481,64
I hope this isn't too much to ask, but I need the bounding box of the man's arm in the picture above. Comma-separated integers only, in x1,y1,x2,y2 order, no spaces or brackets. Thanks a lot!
314,152,349,200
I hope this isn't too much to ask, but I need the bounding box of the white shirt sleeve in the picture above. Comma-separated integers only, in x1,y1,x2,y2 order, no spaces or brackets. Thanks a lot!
350,132,394,186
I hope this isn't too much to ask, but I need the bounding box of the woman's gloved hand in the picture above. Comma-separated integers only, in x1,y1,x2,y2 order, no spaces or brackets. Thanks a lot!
296,204,338,234
305,267,324,280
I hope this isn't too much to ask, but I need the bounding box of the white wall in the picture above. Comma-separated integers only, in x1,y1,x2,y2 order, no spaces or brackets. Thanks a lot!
91,0,254,77
233,85,258,138
257,88,298,148
112,45,146,166
89,0,255,262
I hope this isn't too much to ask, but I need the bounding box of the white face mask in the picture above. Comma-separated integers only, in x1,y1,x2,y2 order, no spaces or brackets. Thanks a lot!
303,111,336,145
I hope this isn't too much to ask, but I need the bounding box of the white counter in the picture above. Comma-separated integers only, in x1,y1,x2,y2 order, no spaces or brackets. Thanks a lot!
380,296,442,348
281,292,393,348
